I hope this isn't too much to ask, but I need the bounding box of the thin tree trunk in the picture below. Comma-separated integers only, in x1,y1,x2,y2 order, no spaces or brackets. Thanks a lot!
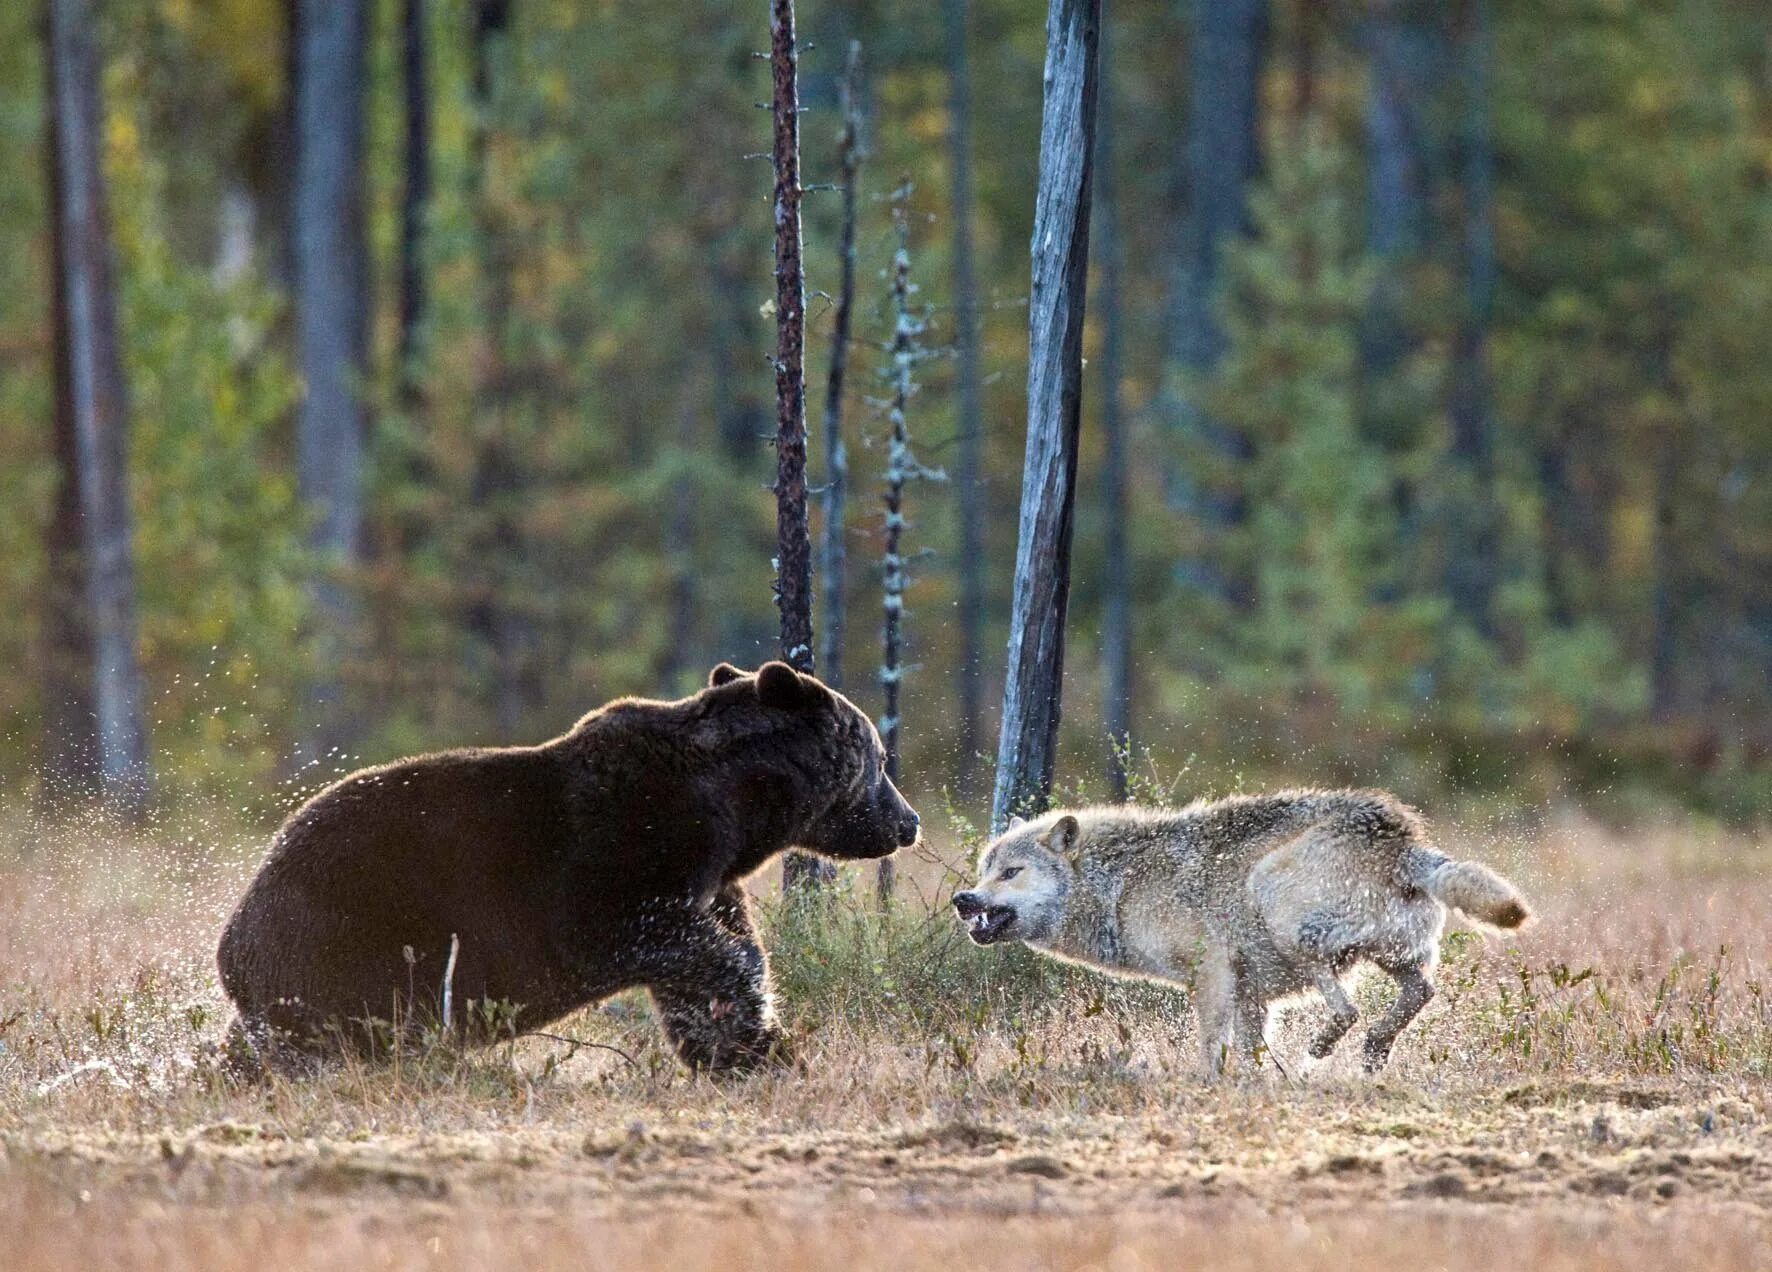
878,194,935,904
40,10,99,806
944,0,987,795
769,0,813,676
294,0,370,762
1444,0,1498,639
990,0,1100,833
1095,18,1131,801
46,0,150,820
397,0,431,398
771,0,825,893
817,41,862,690
1164,0,1267,606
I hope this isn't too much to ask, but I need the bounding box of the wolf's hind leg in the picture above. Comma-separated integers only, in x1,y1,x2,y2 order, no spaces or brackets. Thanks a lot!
1232,987,1269,1067
1195,947,1238,1078
1307,968,1358,1059
1362,964,1435,1073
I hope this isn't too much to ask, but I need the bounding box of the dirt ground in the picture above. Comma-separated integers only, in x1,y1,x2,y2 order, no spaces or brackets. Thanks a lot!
2,808,1770,1269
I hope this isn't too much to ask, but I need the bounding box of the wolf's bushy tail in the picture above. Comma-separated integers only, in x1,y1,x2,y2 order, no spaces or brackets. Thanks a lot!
1401,847,1531,930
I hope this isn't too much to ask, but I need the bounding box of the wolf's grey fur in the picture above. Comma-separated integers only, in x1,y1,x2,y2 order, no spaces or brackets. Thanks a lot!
952,789,1529,1076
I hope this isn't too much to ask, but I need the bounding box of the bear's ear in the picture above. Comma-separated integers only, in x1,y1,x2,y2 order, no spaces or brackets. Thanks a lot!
755,660,816,710
1045,814,1082,862
708,662,745,688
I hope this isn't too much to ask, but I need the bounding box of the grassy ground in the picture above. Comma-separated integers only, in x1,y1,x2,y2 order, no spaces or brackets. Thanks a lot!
2,802,1770,1269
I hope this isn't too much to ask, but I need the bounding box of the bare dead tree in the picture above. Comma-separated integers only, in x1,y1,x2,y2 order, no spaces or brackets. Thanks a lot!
817,41,863,690
877,189,944,904
45,0,150,820
770,0,826,894
769,0,813,673
1095,17,1132,801
991,0,1101,832
943,0,988,795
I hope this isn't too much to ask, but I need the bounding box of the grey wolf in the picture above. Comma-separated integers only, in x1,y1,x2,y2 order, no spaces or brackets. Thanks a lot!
952,790,1528,1075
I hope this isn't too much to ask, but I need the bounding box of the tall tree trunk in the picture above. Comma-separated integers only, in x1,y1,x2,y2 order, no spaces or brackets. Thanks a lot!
40,15,98,807
877,205,911,906
991,0,1100,833
46,0,150,820
1444,0,1498,639
768,0,812,676
877,194,938,903
771,0,826,893
944,0,988,795
294,0,370,761
397,0,432,398
1164,0,1268,605
1095,17,1131,801
817,41,862,690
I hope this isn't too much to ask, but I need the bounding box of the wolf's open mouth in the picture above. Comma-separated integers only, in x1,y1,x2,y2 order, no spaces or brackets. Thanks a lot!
967,905,1015,945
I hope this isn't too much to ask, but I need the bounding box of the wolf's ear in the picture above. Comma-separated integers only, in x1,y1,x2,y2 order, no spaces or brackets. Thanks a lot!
1006,814,1026,830
708,662,745,688
756,660,818,710
1046,814,1082,862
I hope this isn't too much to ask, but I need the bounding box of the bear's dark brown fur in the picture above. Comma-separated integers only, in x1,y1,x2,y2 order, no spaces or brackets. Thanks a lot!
217,662,919,1073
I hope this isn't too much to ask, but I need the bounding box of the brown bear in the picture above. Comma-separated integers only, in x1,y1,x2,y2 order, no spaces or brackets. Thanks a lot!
216,661,919,1073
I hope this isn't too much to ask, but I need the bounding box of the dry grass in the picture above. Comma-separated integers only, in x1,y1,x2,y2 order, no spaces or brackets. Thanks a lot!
2,801,1770,1269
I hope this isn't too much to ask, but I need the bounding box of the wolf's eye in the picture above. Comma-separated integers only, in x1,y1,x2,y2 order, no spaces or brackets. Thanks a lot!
999,866,1022,881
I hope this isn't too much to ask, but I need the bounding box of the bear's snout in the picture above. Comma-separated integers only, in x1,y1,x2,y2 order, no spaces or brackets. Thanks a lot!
895,807,921,847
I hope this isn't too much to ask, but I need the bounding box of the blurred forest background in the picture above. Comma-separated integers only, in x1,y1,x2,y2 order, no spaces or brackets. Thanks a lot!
3,0,1770,829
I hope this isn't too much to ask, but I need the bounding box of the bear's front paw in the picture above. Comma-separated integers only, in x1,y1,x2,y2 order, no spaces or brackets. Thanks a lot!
724,1024,792,1074
691,1022,791,1077
660,995,789,1076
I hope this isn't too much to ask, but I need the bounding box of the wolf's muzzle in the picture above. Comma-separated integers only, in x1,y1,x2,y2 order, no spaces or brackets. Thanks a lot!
952,892,1015,944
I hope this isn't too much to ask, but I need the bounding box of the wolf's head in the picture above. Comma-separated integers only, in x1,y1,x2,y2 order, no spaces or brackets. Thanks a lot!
951,813,1081,947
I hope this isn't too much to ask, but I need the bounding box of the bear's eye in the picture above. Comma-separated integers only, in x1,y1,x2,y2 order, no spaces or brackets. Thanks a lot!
999,866,1022,882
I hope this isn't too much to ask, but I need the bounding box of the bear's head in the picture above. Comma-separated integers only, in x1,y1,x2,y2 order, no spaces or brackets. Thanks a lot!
705,661,920,861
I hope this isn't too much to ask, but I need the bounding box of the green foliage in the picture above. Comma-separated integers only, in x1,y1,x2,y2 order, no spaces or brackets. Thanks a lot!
1201,129,1435,718
108,47,310,804
0,0,1765,818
